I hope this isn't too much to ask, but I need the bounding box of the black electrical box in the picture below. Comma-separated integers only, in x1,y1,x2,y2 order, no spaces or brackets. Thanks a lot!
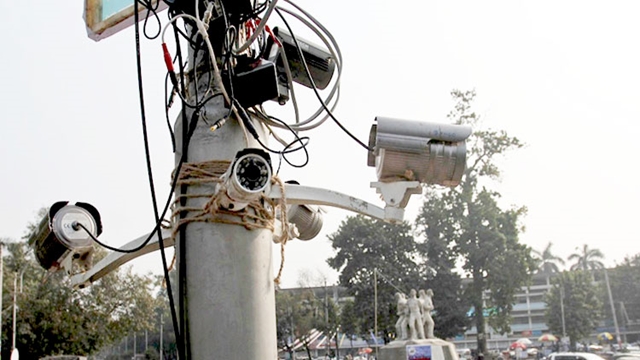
222,59,280,108
165,0,254,22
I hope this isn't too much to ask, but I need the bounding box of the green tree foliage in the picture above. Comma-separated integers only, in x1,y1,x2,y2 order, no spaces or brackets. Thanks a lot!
605,255,640,327
417,187,470,339
339,300,361,351
276,288,329,359
327,215,421,342
1,238,158,359
415,90,536,354
569,244,605,271
533,242,565,274
544,271,603,349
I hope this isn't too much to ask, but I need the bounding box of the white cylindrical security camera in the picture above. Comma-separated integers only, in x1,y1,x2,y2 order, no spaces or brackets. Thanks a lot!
28,201,102,272
219,148,273,211
368,117,472,187
287,203,324,240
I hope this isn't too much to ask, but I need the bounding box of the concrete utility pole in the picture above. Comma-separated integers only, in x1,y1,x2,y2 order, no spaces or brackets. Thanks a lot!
174,65,275,359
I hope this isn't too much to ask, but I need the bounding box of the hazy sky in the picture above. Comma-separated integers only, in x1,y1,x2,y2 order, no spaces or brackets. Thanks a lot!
1,1,639,288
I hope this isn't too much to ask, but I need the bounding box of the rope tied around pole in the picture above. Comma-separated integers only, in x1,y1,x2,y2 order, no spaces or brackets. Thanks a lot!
169,159,291,285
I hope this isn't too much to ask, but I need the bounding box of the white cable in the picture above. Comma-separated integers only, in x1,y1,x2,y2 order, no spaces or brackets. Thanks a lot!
279,2,344,128
163,4,250,144
267,4,342,131
277,44,301,124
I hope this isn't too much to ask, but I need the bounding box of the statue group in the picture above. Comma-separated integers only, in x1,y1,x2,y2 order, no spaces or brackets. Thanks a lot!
394,289,435,341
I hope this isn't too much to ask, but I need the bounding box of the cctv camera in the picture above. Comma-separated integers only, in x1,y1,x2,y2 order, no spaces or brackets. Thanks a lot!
218,148,273,211
263,26,336,103
276,181,324,241
368,117,472,187
28,201,102,273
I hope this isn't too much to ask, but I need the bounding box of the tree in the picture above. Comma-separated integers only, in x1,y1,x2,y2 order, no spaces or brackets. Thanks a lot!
1,208,160,359
604,254,640,330
339,299,361,355
416,188,470,338
415,90,536,354
569,244,605,271
533,242,565,274
545,271,603,350
327,215,421,341
275,287,331,360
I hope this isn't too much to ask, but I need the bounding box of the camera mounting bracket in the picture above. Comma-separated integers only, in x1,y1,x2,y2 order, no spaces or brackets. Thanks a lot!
69,181,423,288
370,181,422,221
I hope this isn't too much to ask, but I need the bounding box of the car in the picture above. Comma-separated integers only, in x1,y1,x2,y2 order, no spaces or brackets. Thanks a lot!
547,352,607,360
457,348,472,360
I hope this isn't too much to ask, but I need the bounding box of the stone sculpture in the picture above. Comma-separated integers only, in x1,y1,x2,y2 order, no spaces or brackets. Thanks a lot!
407,289,425,340
394,288,435,341
394,292,408,340
419,289,435,339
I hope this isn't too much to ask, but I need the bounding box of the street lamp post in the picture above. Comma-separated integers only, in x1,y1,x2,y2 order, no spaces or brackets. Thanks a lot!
159,311,163,359
604,269,622,347
560,285,566,339
0,242,3,360
11,275,16,351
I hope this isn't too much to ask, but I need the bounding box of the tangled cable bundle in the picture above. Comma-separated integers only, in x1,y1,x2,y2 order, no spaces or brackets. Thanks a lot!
108,1,364,355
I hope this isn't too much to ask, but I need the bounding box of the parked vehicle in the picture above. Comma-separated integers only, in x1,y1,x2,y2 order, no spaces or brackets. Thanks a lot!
457,348,472,360
547,352,606,360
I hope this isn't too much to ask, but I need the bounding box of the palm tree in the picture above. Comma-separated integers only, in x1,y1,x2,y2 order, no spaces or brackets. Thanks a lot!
568,244,604,271
533,242,565,273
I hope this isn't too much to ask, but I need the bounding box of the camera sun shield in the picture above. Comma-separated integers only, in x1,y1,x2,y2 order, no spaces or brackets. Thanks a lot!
368,117,472,187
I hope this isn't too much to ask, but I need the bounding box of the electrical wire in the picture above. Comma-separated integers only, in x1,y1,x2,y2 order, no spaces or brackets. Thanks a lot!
163,3,251,147
137,0,162,40
271,3,343,131
164,71,177,152
255,124,310,168
174,17,193,359
234,0,280,54
133,0,164,264
274,7,372,151
87,9,232,357
242,0,343,133
91,1,371,358
136,2,186,359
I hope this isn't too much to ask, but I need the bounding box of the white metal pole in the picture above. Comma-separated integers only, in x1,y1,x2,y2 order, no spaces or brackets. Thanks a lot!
374,268,378,357
560,286,566,342
604,269,622,347
159,311,163,359
174,79,275,358
11,273,17,351
0,242,3,360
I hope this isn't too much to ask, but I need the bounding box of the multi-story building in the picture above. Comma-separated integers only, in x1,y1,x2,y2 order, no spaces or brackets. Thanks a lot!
281,270,640,353
455,270,640,350
455,273,554,350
